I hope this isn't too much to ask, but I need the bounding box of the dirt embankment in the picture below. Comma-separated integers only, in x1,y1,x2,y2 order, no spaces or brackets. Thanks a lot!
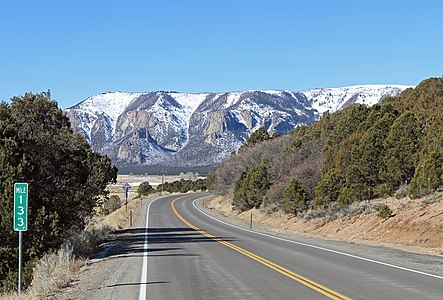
206,192,443,256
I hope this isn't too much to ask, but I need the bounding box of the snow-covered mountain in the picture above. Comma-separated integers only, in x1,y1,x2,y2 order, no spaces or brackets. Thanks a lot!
305,85,409,114
65,85,412,168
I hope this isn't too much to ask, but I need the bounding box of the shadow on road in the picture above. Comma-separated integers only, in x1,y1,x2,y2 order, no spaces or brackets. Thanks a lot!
92,227,234,261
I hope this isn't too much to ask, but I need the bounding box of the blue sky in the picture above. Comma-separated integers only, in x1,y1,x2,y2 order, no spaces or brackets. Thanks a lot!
1,0,442,108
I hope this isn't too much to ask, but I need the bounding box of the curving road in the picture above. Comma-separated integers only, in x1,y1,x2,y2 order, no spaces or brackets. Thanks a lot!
109,193,443,299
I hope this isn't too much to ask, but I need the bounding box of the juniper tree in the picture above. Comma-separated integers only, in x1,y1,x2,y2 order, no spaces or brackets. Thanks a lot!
281,178,309,215
0,92,117,291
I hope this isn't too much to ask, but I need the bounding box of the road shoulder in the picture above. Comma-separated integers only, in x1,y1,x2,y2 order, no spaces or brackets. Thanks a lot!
197,195,443,278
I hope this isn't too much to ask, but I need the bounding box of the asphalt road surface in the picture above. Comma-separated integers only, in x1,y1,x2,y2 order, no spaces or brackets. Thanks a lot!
108,193,443,299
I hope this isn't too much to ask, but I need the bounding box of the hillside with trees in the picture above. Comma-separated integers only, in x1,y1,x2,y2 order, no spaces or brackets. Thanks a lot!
0,92,117,292
208,77,443,216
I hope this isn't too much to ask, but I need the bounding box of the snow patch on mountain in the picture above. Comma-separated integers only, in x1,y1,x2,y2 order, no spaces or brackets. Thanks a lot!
225,92,242,108
167,92,209,124
67,92,142,134
304,85,413,114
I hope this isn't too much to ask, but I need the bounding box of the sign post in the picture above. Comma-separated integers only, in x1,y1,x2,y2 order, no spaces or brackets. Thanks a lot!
122,183,131,213
14,183,28,299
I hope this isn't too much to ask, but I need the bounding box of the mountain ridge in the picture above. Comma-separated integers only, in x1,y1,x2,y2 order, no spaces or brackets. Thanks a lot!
65,85,413,168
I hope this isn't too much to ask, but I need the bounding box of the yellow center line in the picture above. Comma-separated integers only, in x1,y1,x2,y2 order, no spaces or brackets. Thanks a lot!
171,196,351,300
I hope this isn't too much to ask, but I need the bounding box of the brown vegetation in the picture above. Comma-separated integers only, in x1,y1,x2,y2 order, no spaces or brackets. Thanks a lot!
206,192,443,256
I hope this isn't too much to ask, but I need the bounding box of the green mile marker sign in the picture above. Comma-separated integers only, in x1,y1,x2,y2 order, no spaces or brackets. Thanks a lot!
14,183,28,231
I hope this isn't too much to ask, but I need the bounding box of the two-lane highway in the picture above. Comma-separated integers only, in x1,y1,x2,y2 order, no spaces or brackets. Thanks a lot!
136,193,443,299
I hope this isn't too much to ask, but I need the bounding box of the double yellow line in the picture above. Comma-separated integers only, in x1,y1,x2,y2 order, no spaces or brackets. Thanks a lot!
171,197,351,300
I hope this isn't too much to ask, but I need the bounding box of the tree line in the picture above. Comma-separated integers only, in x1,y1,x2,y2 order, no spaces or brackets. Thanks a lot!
208,77,443,215
0,92,117,292
137,178,207,195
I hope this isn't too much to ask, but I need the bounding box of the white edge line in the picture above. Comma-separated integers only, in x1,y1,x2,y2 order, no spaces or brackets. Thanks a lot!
192,199,443,281
139,197,161,300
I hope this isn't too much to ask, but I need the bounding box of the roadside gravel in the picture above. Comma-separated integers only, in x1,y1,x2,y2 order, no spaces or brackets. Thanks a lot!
52,195,158,300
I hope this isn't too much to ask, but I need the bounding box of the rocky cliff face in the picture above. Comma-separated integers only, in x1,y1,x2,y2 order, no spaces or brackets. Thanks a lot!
65,85,411,167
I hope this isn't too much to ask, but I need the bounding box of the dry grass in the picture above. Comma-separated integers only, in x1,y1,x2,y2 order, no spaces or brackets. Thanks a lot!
0,291,20,300
1,175,164,299
0,226,115,300
96,193,159,229
0,292,21,300
0,245,74,300
205,195,232,214
1,198,141,299
299,200,376,222
68,226,114,258
207,191,443,256
30,244,73,297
